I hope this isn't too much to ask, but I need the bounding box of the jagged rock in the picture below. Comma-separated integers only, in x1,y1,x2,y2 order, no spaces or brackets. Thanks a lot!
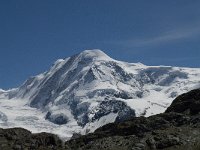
45,112,69,125
0,128,63,150
92,100,135,123
165,89,200,115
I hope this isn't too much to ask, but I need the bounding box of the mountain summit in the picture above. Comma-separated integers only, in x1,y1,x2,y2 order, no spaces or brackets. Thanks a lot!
0,49,200,139
76,49,112,60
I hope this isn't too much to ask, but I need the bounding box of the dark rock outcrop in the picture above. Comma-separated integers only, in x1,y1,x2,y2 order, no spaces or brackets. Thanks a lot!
0,128,63,150
165,88,200,115
45,112,69,125
92,100,136,123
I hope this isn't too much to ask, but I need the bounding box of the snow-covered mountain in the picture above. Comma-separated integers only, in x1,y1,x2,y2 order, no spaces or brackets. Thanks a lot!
0,49,200,140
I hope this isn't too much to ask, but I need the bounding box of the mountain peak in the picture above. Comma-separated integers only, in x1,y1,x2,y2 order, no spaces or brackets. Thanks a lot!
78,49,111,61
1,50,200,140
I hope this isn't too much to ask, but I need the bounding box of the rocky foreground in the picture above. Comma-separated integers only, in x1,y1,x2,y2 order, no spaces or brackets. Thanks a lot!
1,89,200,150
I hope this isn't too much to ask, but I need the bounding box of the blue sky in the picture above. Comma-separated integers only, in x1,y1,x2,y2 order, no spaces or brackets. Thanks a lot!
0,0,200,89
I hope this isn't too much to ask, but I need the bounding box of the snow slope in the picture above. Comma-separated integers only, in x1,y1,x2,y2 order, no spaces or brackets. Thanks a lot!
0,49,200,140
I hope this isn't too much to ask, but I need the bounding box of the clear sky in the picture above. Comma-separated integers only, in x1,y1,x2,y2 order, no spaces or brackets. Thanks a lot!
0,0,200,89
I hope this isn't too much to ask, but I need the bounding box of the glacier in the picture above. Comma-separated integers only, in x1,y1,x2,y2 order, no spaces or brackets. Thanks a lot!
0,49,200,140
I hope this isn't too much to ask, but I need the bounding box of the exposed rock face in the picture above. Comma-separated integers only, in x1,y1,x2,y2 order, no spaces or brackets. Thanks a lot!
45,112,69,125
165,88,200,115
0,128,63,150
92,100,135,123
65,89,200,150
